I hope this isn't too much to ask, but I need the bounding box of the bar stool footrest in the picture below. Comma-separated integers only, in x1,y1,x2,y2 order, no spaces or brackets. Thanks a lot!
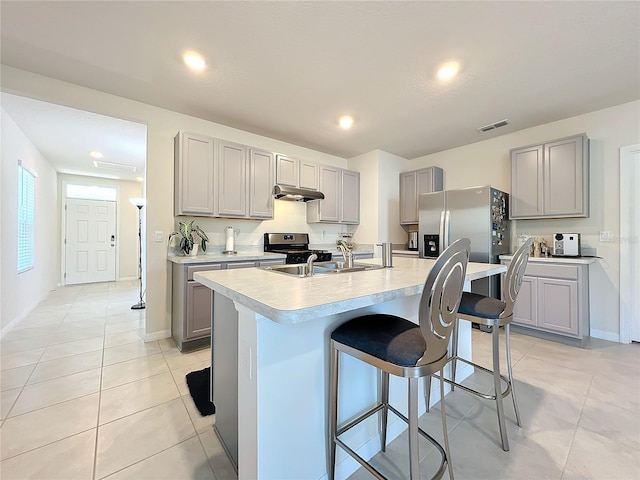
436,355,512,401
334,402,449,480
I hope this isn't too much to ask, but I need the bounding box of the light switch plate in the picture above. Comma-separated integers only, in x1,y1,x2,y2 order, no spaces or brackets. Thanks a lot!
599,231,612,242
154,231,164,243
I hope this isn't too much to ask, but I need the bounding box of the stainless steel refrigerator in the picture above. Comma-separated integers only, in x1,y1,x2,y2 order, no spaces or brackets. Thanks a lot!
418,185,510,298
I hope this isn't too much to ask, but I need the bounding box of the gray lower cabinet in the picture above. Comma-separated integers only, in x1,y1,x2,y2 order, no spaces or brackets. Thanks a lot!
501,259,589,346
172,263,222,352
172,258,285,351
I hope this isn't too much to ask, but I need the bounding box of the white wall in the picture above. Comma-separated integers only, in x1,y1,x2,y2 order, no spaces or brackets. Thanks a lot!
1,107,58,333
410,101,640,340
0,66,350,340
3,65,637,342
348,150,409,250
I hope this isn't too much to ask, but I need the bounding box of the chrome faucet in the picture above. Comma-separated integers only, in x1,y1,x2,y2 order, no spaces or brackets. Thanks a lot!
306,253,318,276
337,241,354,268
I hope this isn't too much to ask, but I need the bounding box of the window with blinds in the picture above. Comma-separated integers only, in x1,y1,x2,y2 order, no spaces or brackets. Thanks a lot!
18,162,36,273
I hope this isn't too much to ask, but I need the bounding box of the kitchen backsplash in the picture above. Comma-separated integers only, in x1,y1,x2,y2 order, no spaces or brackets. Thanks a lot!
172,200,360,254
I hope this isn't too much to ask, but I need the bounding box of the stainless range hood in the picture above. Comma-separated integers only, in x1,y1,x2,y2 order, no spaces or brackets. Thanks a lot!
273,185,325,202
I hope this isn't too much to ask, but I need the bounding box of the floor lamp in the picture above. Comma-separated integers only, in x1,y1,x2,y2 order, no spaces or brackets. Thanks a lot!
130,197,146,310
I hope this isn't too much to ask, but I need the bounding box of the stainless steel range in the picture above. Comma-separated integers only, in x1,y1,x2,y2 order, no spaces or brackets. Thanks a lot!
263,233,332,264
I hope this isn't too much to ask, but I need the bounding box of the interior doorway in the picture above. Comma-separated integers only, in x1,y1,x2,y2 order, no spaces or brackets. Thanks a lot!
620,144,640,343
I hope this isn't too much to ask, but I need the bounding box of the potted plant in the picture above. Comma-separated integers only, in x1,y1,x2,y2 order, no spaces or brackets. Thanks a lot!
169,220,209,256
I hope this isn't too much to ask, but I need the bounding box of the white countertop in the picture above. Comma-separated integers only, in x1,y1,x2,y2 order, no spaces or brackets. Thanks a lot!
194,256,506,324
499,254,597,265
168,251,285,264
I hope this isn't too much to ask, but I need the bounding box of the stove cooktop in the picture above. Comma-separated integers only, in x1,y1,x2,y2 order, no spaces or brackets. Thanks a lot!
264,233,332,264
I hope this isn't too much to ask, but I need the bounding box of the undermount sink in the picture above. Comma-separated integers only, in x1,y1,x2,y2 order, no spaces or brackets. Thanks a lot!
314,261,384,273
261,264,329,277
262,261,384,277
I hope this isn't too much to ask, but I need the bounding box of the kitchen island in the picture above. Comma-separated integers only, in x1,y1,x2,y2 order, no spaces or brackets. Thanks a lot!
194,256,506,480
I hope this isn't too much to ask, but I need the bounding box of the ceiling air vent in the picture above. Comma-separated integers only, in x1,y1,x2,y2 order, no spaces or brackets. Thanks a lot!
93,160,137,172
477,119,510,133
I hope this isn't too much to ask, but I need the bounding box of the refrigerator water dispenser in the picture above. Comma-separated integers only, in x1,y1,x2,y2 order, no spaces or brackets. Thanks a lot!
423,234,440,258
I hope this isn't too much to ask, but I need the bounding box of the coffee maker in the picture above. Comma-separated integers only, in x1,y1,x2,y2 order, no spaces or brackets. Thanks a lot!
408,231,418,251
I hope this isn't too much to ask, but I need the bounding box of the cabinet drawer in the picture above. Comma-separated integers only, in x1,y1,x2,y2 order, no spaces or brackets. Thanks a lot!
226,261,257,269
524,263,578,280
187,263,223,281
258,259,286,266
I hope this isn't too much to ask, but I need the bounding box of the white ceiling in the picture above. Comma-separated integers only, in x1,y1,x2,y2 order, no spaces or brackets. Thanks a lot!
1,1,639,179
1,93,147,182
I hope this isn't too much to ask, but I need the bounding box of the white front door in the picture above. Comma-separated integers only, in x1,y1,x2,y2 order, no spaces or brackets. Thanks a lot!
65,198,117,285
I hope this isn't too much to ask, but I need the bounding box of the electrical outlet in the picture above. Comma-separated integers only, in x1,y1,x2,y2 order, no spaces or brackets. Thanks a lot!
154,231,163,243
599,231,612,242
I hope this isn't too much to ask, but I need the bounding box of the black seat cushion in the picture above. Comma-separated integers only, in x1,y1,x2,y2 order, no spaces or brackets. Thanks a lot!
331,314,426,367
458,292,506,319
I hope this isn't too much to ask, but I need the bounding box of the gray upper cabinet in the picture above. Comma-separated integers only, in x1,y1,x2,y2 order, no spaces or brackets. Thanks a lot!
299,160,320,190
174,132,275,220
174,132,216,216
510,145,544,217
275,154,298,187
310,165,340,222
307,166,360,224
218,142,275,219
249,148,275,219
275,154,319,190
217,140,247,217
510,133,589,219
399,166,444,224
340,169,360,224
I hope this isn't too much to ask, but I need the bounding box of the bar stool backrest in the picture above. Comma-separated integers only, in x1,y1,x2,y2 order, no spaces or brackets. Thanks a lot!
417,238,470,367
500,237,534,320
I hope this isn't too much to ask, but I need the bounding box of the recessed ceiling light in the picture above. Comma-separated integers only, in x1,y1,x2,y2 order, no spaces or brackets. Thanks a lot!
89,150,103,159
93,160,137,173
339,116,354,129
183,51,206,72
437,62,459,81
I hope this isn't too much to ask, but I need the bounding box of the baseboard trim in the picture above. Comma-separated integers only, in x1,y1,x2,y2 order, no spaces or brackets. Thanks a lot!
590,329,620,343
144,329,171,343
1,299,43,339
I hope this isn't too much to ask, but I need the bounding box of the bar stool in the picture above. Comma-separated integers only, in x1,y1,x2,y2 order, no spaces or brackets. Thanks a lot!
428,237,533,451
329,238,470,480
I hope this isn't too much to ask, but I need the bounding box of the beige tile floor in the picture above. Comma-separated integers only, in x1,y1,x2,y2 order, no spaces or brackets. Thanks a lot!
0,281,235,480
1,281,639,479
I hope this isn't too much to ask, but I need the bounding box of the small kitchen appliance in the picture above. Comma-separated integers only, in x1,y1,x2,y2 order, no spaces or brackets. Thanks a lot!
264,233,332,264
408,231,418,251
553,233,580,257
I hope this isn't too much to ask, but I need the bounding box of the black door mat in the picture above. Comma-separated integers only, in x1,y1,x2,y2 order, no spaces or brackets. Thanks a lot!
186,367,215,416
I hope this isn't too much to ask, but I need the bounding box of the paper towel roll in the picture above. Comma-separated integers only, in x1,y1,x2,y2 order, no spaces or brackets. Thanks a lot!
225,226,235,252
